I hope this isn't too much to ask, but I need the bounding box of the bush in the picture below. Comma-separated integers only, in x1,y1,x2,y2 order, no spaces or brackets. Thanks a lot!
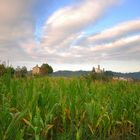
40,63,53,75
0,64,6,76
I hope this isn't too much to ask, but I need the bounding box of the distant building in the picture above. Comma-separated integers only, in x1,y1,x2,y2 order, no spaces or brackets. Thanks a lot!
32,65,41,75
113,76,133,82
93,65,105,73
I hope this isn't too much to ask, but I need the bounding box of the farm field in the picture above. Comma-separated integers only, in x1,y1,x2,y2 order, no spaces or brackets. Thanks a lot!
0,75,140,140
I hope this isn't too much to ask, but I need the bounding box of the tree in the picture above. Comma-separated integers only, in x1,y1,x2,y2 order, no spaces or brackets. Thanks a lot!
0,64,6,76
104,71,114,77
15,66,27,77
15,66,22,77
6,66,15,77
40,63,53,75
21,66,27,77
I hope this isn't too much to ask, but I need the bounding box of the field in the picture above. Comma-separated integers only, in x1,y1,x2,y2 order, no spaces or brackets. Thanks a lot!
0,75,140,140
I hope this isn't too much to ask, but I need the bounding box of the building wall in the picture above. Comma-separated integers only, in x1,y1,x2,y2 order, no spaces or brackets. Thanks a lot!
113,76,133,81
32,66,41,75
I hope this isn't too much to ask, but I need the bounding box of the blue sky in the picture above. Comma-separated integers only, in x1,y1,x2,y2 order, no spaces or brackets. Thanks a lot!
0,0,140,72
35,0,140,39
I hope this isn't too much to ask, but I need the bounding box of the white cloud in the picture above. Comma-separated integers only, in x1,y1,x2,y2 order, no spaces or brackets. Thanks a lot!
0,0,37,62
40,22,140,64
86,18,140,44
0,0,139,72
0,0,36,27
42,0,118,50
40,0,140,65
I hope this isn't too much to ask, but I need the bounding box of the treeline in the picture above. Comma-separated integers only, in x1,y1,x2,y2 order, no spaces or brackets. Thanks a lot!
40,63,53,76
0,63,53,78
83,71,114,81
0,64,28,77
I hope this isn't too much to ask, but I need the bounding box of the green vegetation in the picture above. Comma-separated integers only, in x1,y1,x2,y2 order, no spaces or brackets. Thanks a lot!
41,63,53,75
0,62,53,78
0,64,15,77
0,64,6,76
84,72,114,82
0,74,140,140
15,66,28,78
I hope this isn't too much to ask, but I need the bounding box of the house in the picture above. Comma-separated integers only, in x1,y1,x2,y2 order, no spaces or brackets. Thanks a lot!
113,76,134,82
32,65,41,75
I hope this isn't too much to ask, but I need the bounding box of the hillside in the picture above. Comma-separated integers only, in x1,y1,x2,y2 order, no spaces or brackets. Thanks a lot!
113,72,140,80
51,70,140,80
50,70,90,77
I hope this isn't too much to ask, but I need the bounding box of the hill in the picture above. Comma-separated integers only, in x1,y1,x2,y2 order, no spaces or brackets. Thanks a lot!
50,70,90,77
50,70,140,80
113,72,140,80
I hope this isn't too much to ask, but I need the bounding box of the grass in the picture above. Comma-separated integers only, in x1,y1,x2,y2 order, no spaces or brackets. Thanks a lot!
0,74,140,140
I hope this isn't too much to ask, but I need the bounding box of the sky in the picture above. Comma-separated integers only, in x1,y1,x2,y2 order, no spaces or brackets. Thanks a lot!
0,0,140,72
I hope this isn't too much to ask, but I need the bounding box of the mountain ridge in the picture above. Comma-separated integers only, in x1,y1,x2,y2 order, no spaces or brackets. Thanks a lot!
50,70,140,80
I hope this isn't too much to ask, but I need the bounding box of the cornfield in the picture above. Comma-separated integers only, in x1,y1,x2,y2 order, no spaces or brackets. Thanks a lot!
0,74,140,140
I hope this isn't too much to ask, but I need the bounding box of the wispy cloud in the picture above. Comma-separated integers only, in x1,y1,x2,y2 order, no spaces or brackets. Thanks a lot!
85,18,140,45
38,0,140,64
0,0,140,71
41,0,118,49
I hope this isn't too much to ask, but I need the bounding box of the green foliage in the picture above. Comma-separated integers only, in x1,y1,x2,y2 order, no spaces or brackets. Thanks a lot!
0,64,6,76
0,75,140,140
15,66,27,78
41,63,53,75
84,72,112,82
0,65,15,77
104,71,114,77
6,66,15,77
93,73,112,81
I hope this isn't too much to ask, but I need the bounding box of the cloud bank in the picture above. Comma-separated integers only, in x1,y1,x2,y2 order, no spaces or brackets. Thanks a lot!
0,0,37,61
0,0,140,71
41,0,117,51
39,0,140,64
